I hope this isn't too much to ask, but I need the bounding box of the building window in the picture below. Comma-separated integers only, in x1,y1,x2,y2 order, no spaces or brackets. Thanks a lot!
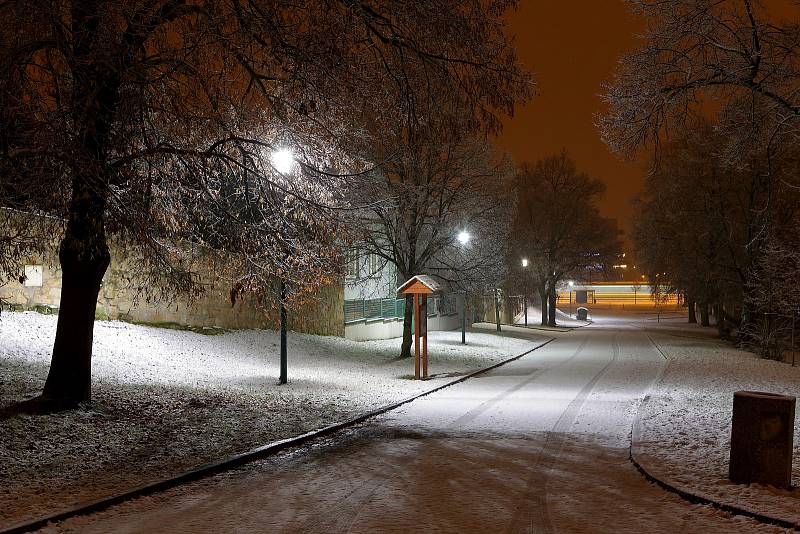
370,254,381,275
346,251,359,279
23,265,43,287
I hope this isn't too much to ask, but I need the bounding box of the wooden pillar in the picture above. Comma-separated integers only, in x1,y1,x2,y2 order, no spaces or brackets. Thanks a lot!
422,294,428,378
414,293,420,379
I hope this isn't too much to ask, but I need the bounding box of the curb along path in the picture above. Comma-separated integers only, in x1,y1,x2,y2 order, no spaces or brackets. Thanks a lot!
629,334,800,531
1,338,554,534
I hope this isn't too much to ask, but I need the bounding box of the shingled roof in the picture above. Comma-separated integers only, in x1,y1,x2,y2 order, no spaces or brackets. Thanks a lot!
397,274,441,295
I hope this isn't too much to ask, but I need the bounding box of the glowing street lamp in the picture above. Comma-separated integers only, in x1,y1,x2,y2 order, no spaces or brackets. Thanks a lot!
521,258,529,325
457,229,471,343
272,146,295,385
271,148,295,174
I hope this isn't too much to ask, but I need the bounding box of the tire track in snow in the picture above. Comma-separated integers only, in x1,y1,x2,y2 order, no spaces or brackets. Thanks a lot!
292,338,590,534
508,331,621,534
448,335,592,431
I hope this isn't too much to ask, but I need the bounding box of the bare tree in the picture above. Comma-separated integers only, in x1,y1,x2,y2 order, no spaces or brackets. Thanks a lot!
0,0,530,409
509,151,619,326
601,0,800,159
630,278,643,305
633,118,798,340
602,0,800,350
352,119,519,357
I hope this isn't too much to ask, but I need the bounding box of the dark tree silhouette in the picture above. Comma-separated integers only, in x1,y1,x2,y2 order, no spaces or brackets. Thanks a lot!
509,151,619,326
0,0,530,408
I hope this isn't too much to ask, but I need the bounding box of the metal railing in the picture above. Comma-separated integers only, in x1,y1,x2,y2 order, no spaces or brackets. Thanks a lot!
344,297,405,323
344,294,459,324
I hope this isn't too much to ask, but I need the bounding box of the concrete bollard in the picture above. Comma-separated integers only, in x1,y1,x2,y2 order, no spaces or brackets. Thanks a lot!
729,391,796,489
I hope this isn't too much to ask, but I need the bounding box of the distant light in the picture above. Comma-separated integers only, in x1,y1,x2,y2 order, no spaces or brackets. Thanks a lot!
521,258,529,268
568,280,574,287
457,231,471,245
271,148,294,173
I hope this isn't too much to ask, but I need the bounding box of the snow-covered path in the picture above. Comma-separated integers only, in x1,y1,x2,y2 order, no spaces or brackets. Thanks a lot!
49,325,782,533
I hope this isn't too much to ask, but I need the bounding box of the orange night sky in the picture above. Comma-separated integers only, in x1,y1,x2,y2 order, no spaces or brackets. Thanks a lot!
496,1,646,240
496,0,799,241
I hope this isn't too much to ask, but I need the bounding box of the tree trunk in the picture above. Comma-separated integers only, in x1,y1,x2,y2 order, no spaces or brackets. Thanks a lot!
400,294,414,358
700,302,710,326
687,298,697,323
715,302,728,338
42,184,110,405
41,4,121,406
547,278,557,327
538,285,548,326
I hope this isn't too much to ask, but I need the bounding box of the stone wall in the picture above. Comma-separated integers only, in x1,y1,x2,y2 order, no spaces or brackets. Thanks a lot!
1,250,344,337
477,294,522,325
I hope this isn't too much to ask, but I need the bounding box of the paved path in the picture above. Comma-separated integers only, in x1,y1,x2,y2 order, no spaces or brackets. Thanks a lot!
52,326,781,533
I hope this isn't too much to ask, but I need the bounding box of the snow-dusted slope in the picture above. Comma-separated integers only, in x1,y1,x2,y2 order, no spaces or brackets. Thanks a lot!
636,326,800,525
50,326,779,533
0,311,540,528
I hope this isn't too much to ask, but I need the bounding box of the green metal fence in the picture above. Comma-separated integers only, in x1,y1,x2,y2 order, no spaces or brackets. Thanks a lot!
344,295,459,324
344,297,406,323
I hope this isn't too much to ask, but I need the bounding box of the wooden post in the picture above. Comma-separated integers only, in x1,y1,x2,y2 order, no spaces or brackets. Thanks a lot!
397,275,441,380
422,294,428,378
414,293,420,379
524,294,527,326
461,291,467,344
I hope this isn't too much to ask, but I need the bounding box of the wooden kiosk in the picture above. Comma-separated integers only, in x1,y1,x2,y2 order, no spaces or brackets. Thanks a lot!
398,275,441,379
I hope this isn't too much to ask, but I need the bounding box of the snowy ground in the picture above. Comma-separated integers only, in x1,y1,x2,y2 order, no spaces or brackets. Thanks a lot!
45,322,783,533
634,318,800,525
0,311,541,529
5,307,799,532
515,305,590,329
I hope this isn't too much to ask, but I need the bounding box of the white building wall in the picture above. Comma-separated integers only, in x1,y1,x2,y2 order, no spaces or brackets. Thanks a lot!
345,295,464,341
342,246,466,341
344,253,397,301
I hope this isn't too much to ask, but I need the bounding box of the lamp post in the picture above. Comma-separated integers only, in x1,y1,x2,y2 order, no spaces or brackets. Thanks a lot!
522,258,529,326
457,230,471,344
568,280,574,317
279,279,287,384
272,148,294,384
494,287,502,332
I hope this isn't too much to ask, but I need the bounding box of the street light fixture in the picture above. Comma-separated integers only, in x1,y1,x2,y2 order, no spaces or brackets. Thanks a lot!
457,229,471,344
521,258,529,325
272,145,295,385
271,147,295,174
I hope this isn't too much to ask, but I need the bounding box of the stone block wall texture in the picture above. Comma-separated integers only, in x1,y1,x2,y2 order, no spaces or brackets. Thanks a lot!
1,249,344,337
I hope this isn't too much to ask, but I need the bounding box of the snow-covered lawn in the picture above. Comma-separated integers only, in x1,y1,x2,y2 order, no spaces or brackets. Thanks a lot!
634,320,800,524
0,311,541,528
515,305,590,328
